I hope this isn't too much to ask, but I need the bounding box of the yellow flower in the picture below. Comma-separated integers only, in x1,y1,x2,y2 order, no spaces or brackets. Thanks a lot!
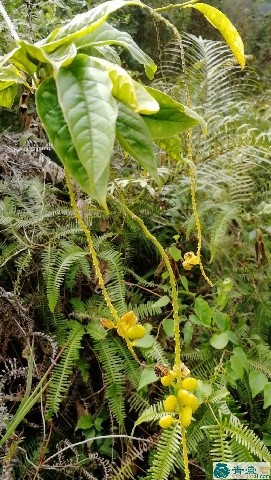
182,251,200,271
117,311,137,336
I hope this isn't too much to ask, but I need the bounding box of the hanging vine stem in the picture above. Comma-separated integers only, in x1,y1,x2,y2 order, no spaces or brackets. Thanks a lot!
112,195,182,384
145,5,213,288
112,195,190,478
64,169,141,364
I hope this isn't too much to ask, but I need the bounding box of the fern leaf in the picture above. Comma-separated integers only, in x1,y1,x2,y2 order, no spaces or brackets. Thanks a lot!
46,320,84,418
210,206,238,262
94,338,126,427
46,243,87,312
149,425,181,480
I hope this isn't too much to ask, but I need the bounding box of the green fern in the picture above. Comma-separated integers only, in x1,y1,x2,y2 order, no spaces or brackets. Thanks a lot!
94,337,126,427
46,320,84,418
149,425,181,480
46,242,88,312
209,206,239,262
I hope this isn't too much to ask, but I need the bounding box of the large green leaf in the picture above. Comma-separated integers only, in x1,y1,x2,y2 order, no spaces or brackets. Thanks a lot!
0,47,21,67
56,54,118,209
116,102,159,183
18,40,47,63
0,83,17,108
42,43,77,70
8,47,37,76
142,87,206,138
36,78,90,194
185,3,245,69
0,65,31,90
42,0,142,51
74,22,156,79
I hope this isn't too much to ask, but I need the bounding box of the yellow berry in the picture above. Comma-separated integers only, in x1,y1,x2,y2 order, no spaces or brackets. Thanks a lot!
161,374,175,387
180,406,192,428
182,377,198,391
190,396,200,412
164,395,177,412
127,324,146,340
178,389,190,403
159,415,173,429
182,393,198,407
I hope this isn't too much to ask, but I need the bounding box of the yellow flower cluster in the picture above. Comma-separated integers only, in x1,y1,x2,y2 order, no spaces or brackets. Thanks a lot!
100,311,146,344
182,251,200,271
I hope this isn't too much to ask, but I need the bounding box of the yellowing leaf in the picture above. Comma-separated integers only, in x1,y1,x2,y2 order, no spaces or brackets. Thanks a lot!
187,3,245,69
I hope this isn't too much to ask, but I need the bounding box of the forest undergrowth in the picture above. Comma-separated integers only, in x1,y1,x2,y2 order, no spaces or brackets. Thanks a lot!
0,1,271,479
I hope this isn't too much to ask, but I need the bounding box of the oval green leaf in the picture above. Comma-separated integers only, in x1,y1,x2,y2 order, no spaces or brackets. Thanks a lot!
249,370,268,398
194,297,211,327
36,78,91,195
56,54,118,209
210,332,229,349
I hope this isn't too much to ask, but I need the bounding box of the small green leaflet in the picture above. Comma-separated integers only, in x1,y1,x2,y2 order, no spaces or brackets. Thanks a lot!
264,383,271,409
194,297,211,327
138,367,158,390
210,332,229,349
185,3,245,69
249,370,268,398
152,295,170,308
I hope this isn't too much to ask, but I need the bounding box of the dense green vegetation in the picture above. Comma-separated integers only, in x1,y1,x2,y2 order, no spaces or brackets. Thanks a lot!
0,1,270,479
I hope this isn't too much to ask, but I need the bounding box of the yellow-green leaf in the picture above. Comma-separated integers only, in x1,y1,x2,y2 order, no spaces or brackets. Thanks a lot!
186,3,245,69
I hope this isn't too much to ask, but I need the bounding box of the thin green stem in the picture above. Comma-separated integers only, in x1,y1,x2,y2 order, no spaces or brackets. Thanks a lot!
0,0,19,41
64,169,139,362
155,0,198,12
112,195,182,386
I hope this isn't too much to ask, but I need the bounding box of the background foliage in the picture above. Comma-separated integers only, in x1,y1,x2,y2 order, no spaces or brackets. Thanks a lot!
0,0,271,479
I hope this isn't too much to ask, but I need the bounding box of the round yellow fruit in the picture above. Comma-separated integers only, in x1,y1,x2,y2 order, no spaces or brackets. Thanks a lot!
180,406,192,428
182,377,198,391
190,395,200,412
178,389,190,404
161,374,175,387
127,324,146,340
182,393,198,408
164,395,177,412
159,415,173,429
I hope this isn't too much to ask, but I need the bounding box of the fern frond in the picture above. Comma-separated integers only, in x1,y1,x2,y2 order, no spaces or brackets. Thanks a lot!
221,415,271,462
46,320,84,418
133,402,165,430
149,425,181,480
112,337,141,388
94,338,126,427
142,338,169,366
46,242,87,312
210,206,239,262
99,247,126,315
